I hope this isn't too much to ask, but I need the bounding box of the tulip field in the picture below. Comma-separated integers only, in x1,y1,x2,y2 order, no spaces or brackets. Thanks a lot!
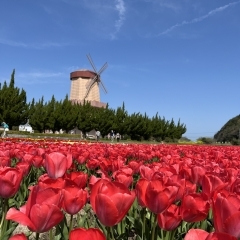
1,138,240,240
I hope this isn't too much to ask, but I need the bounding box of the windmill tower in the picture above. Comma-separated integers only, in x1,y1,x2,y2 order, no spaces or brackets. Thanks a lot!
70,54,108,108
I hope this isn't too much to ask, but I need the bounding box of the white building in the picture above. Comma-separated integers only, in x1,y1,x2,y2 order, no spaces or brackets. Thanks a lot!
19,122,34,133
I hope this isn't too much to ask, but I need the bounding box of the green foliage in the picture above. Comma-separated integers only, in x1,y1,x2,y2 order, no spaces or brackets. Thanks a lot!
214,114,240,142
0,70,28,128
231,138,240,145
197,137,215,145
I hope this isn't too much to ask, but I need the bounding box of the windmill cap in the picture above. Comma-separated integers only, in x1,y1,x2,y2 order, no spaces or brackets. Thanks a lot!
70,70,97,80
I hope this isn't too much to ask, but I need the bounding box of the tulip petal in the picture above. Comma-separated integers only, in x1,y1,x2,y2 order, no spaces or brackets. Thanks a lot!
6,208,36,231
95,193,119,226
224,212,240,238
30,204,64,233
206,232,237,240
70,228,106,240
184,229,208,240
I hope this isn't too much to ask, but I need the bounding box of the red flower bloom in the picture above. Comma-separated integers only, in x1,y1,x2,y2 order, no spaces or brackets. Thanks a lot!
38,174,66,189
90,179,135,226
6,185,64,233
184,229,208,240
69,228,106,240
190,166,206,186
180,193,210,223
202,174,226,199
184,229,237,240
212,191,240,238
62,183,88,215
113,170,133,188
9,233,28,240
157,204,182,231
0,149,10,167
145,179,179,214
135,178,149,208
44,152,72,179
66,171,88,189
0,167,23,198
16,161,31,177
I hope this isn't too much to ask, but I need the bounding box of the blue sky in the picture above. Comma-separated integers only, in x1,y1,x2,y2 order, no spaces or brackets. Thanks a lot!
1,0,240,140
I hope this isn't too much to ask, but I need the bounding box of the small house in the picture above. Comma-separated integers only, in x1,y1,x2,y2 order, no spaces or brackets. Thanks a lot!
19,122,34,133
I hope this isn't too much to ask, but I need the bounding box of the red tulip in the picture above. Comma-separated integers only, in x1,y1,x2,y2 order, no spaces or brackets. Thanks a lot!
0,149,10,166
184,229,237,240
184,229,209,240
145,179,179,214
0,167,23,198
38,173,66,189
31,155,43,168
180,193,210,223
16,161,31,177
69,228,106,240
62,183,88,215
157,204,182,231
201,174,226,198
206,232,237,240
139,165,155,180
190,166,206,186
135,178,149,208
6,185,64,233
90,179,135,226
44,152,72,179
9,233,28,240
113,170,133,188
66,171,88,189
166,175,196,201
212,191,240,238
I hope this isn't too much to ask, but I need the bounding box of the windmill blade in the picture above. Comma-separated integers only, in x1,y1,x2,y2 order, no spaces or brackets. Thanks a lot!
84,80,97,99
99,79,108,93
97,62,108,76
86,74,98,90
86,54,98,73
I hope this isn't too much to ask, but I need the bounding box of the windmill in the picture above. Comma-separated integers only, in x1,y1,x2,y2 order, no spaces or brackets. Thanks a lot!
84,54,108,100
69,54,108,107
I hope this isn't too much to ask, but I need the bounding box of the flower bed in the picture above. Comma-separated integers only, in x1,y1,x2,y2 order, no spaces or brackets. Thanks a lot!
0,138,240,239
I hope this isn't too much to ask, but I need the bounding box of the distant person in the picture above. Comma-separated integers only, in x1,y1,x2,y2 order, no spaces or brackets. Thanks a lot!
1,122,9,138
110,130,115,142
96,130,101,141
116,132,120,142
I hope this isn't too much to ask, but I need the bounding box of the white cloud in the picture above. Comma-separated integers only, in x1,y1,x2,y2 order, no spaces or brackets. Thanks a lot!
159,1,240,35
111,0,126,39
16,71,65,85
18,72,63,79
0,38,69,49
143,0,180,12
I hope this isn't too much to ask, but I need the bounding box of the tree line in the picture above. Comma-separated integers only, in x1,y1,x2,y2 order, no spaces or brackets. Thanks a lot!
0,70,187,141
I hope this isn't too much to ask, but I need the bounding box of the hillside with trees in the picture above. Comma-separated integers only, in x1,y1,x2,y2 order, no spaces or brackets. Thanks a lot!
0,70,187,142
214,115,240,143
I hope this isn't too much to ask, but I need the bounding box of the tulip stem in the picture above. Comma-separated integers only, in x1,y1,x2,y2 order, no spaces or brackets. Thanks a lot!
142,207,146,240
49,228,53,240
106,227,115,240
110,227,114,240
0,198,4,230
69,214,73,233
0,198,8,239
151,214,157,240
36,232,40,240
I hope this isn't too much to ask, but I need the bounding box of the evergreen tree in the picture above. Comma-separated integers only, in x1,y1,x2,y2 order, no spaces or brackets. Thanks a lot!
29,97,47,132
54,95,78,133
76,101,93,136
45,95,57,131
0,70,28,128
114,102,128,135
97,105,115,137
